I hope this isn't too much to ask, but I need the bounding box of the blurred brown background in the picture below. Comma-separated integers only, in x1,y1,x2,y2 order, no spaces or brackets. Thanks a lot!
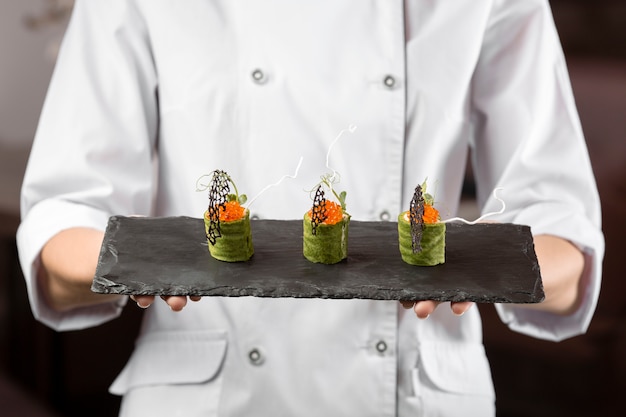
1,1,625,416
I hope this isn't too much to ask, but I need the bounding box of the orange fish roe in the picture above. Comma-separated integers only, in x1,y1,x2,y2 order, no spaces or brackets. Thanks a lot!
308,200,344,225
219,201,245,222
404,204,440,224
422,204,440,224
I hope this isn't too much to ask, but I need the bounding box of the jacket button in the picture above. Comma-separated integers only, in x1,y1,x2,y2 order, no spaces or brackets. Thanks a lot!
248,348,264,365
379,211,390,221
383,75,396,88
376,340,388,353
251,69,266,84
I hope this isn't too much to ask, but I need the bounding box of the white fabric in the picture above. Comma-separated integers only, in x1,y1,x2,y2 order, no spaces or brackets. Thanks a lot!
17,0,604,415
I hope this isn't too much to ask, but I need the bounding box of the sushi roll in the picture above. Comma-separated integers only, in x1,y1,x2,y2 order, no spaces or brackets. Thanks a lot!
398,182,445,266
303,182,350,264
203,170,254,262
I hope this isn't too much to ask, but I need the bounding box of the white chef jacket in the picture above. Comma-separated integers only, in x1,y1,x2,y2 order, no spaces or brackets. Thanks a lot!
17,0,604,416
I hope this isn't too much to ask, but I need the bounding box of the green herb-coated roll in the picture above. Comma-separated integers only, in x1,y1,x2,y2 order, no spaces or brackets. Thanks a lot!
398,212,445,266
303,213,350,264
204,209,254,262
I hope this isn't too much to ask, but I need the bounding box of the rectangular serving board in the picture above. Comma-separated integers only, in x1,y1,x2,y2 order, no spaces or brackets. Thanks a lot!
92,216,544,303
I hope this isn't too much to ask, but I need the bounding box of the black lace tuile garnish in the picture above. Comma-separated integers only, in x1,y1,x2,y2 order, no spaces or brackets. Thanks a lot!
409,184,425,253
311,185,328,236
206,170,230,245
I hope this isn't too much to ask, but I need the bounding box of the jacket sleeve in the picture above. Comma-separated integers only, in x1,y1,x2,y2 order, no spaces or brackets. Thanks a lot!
16,0,158,331
469,0,604,341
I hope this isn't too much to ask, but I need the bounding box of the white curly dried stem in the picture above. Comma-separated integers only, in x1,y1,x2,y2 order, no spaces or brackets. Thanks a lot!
444,188,505,224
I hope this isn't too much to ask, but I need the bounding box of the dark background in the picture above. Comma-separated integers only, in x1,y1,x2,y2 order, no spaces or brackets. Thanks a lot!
1,1,625,415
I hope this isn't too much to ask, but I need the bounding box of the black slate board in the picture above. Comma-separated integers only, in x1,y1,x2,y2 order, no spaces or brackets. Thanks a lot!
92,216,544,303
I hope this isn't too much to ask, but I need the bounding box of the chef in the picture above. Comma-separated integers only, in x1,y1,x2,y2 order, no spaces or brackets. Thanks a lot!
17,0,603,416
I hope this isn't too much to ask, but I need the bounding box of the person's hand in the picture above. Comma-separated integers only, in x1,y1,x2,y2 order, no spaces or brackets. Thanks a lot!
130,295,202,311
400,300,474,319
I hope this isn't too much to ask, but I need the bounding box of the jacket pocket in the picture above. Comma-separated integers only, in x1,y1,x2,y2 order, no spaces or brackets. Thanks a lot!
109,330,228,395
414,341,495,398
